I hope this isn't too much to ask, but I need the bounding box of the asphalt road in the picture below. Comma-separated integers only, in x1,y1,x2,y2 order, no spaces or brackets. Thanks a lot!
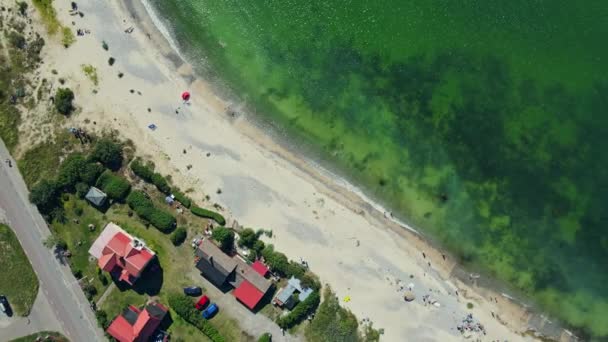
0,140,106,341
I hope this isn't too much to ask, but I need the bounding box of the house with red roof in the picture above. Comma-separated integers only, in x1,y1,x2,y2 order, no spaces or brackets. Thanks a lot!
106,301,167,342
195,239,272,310
89,223,156,285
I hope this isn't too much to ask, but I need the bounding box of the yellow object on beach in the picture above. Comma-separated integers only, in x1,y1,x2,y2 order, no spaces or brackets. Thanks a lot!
343,296,351,302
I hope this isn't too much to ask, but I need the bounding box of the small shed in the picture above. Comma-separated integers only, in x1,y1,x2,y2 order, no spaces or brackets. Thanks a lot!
85,186,107,207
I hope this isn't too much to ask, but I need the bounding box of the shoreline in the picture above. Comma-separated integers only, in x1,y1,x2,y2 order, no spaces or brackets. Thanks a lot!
33,0,570,340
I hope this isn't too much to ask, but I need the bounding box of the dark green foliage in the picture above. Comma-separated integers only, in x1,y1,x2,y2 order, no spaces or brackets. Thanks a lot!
130,158,171,194
191,206,226,225
126,191,176,232
95,310,109,329
277,290,320,329
258,333,272,342
108,57,115,66
237,228,258,248
286,261,307,279
211,226,234,252
29,179,59,212
306,287,358,342
17,1,28,16
80,162,104,185
300,273,321,291
172,189,192,208
82,284,97,300
56,153,87,190
261,245,289,276
151,173,171,194
75,182,88,198
96,170,130,201
91,139,123,171
54,88,74,115
8,31,26,49
171,227,187,246
168,293,225,342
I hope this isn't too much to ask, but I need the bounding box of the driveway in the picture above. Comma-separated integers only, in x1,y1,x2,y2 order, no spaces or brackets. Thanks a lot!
0,288,62,341
187,268,303,342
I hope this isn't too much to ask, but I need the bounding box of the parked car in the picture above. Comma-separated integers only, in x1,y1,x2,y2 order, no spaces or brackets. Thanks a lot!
183,286,202,296
202,303,218,319
0,295,12,316
195,295,210,310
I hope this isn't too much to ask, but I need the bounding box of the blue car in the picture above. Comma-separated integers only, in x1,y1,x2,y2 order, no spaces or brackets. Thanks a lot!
202,303,218,319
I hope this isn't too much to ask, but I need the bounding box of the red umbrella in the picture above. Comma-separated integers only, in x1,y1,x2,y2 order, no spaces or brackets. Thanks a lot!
181,91,191,101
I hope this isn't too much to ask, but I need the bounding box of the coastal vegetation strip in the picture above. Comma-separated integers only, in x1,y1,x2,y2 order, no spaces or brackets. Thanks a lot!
0,224,39,316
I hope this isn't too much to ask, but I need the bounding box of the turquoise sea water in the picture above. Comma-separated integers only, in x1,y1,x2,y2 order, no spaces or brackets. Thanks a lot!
148,0,608,337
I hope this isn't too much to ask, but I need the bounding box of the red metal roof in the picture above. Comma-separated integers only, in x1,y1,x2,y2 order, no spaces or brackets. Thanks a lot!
97,232,155,285
106,303,166,342
251,260,269,277
233,280,265,310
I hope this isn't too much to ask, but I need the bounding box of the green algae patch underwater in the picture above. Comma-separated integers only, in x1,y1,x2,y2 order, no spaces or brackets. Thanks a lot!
148,0,608,337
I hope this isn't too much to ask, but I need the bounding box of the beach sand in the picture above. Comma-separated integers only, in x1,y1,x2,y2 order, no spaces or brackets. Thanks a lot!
23,0,548,340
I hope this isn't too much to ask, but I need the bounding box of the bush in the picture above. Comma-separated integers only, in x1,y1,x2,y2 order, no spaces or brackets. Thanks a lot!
211,227,234,252
238,228,258,248
130,158,171,194
95,310,109,329
171,227,187,246
151,173,171,194
191,206,226,225
305,287,360,342
96,170,131,201
172,189,191,208
30,179,59,212
56,153,87,190
55,88,74,115
168,293,225,342
8,31,26,49
258,333,272,342
91,139,123,171
126,191,175,232
80,162,104,185
278,290,320,329
75,182,89,198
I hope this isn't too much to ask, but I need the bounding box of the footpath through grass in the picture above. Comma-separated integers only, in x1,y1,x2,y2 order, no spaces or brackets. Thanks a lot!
0,224,39,316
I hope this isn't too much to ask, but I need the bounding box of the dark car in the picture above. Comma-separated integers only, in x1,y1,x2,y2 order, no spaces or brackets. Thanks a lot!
0,295,12,317
183,286,202,296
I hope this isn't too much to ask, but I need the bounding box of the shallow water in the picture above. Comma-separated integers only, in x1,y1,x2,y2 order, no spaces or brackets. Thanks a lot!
148,0,608,337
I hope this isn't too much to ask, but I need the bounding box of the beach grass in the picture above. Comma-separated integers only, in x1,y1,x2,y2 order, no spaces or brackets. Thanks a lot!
31,0,61,35
0,224,39,316
81,65,99,86
17,131,75,188
62,27,76,47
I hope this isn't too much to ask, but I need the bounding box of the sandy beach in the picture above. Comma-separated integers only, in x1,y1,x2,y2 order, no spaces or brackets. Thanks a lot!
20,0,555,340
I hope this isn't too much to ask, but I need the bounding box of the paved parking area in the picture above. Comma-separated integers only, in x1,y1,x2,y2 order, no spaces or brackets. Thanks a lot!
0,289,62,341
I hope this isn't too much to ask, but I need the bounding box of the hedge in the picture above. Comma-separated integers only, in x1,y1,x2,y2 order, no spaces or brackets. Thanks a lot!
126,191,175,232
191,206,226,225
168,293,225,342
130,158,171,194
172,189,192,208
96,171,131,201
277,290,320,329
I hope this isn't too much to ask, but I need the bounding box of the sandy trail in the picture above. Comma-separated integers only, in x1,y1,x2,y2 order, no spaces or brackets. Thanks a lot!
25,0,543,340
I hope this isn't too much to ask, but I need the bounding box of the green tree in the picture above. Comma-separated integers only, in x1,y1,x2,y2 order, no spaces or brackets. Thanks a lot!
29,179,59,212
306,287,359,342
56,153,87,189
212,227,234,252
91,139,123,170
238,228,258,248
17,1,28,16
8,31,26,49
55,88,74,115
171,227,187,246
43,234,67,250
75,182,89,198
80,162,104,185
253,239,265,254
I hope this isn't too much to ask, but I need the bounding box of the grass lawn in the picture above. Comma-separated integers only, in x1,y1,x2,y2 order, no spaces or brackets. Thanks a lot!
0,225,39,316
9,331,67,342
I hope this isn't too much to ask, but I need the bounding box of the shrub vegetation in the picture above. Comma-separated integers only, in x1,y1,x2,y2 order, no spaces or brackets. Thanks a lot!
54,87,74,115
191,206,226,225
168,293,225,342
96,170,131,201
211,227,234,252
90,139,123,171
126,191,175,233
171,227,187,246
277,290,320,329
130,158,171,194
